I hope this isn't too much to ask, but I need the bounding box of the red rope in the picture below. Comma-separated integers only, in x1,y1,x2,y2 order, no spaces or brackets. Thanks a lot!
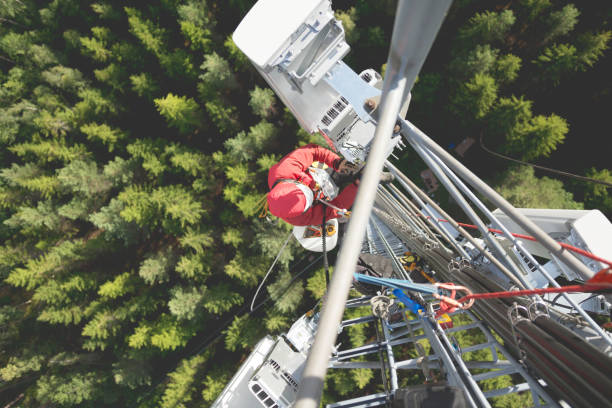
419,215,612,267
433,268,612,316
455,284,608,305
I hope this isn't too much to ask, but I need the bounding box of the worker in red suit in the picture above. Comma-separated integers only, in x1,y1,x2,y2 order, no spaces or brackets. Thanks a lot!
267,144,392,226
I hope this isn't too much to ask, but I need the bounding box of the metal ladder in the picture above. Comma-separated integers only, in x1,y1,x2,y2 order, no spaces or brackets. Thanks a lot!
326,297,560,408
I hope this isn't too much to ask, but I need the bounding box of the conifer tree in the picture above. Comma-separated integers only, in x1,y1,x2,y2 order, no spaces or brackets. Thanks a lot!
249,86,276,119
139,250,176,285
495,166,583,209
575,31,612,70
456,10,515,48
450,73,498,121
161,354,207,408
534,43,577,84
542,4,579,44
582,168,612,213
130,72,160,100
154,93,203,135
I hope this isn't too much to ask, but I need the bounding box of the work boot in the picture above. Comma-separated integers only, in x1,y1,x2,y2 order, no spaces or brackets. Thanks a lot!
379,172,395,184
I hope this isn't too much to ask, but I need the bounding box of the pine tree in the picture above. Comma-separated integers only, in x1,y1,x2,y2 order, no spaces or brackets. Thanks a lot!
112,356,152,389
222,227,243,248
154,93,203,134
130,72,159,100
495,166,583,209
450,44,499,79
307,266,331,300
124,7,166,57
456,10,515,48
224,35,250,72
534,43,577,85
492,54,521,84
89,198,139,244
543,4,580,44
57,160,112,197
98,272,138,299
0,354,45,382
81,122,126,151
127,138,168,177
267,271,304,313
517,0,551,23
583,168,612,213
168,286,205,320
28,44,59,68
450,73,498,121
506,113,568,160
204,98,240,135
138,250,176,285
41,65,86,92
486,95,533,143
202,283,243,314
35,372,108,406
160,354,206,408
575,31,612,70
202,370,230,403
91,2,121,20
73,88,118,122
198,52,237,97
224,314,263,352
94,63,128,93
80,34,112,62
249,86,276,118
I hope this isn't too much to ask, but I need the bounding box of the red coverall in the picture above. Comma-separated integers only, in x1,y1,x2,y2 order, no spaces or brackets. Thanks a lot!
267,144,359,226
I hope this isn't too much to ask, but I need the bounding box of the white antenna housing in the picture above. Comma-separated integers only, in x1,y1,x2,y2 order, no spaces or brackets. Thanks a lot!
233,0,401,164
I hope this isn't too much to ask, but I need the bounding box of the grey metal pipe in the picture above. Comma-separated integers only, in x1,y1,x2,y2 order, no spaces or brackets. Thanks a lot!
400,118,595,280
385,161,527,289
294,43,409,408
295,1,452,405
409,140,531,289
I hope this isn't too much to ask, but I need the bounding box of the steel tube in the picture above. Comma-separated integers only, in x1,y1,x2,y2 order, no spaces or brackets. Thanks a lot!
409,140,530,289
400,118,595,280
385,161,526,289
295,35,408,408
295,1,452,404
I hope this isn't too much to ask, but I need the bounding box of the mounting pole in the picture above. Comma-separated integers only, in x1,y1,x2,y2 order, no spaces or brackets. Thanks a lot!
294,1,452,407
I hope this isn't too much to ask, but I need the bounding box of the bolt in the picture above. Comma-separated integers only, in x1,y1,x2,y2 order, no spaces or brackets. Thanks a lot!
365,99,376,111
393,124,401,134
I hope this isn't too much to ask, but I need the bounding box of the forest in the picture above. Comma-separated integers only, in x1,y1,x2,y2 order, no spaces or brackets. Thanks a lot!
0,0,610,407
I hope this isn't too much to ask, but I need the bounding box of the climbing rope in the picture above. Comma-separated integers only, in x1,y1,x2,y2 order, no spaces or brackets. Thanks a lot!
255,193,270,218
250,231,293,311
322,209,330,286
455,266,612,306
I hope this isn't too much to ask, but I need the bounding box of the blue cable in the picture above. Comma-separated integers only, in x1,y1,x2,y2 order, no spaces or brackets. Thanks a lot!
392,289,424,315
353,272,438,295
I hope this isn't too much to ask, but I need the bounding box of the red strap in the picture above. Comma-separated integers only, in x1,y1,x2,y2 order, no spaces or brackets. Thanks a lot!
433,270,612,318
455,278,612,307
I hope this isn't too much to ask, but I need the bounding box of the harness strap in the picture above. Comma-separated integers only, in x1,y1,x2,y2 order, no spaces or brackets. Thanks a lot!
271,178,306,190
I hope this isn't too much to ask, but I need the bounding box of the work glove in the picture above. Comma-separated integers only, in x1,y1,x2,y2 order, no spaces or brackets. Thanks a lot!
336,159,361,175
